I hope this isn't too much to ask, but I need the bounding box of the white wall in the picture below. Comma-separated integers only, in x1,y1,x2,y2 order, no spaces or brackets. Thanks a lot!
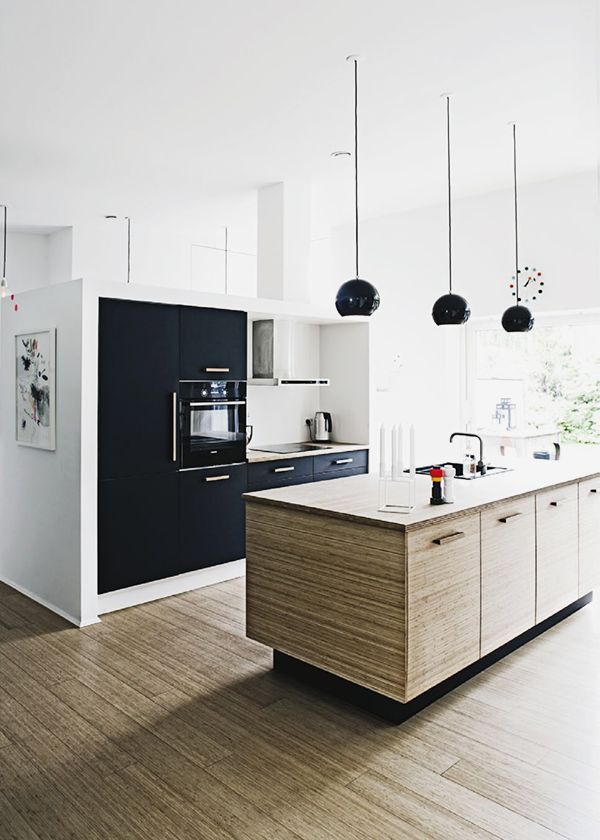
0,280,83,624
326,170,599,467
5,229,73,293
5,233,48,293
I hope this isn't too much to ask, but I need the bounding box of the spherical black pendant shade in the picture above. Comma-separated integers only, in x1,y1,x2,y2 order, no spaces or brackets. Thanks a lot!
501,304,534,333
335,278,380,317
432,293,471,326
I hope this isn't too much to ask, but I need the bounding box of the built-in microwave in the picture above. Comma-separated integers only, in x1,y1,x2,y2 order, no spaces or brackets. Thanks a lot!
179,380,246,469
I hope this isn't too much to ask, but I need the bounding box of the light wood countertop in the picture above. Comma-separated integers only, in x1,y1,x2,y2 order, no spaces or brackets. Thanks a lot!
246,442,368,464
244,453,600,531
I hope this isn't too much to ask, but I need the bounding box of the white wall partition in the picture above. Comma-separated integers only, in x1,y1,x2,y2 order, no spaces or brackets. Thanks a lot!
0,280,85,624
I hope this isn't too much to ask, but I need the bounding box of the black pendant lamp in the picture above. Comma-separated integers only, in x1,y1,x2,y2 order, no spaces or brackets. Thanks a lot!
335,56,380,317
502,124,534,333
432,96,470,325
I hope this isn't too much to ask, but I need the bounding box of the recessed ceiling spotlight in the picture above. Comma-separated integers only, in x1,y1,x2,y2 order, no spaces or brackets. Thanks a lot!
330,151,351,158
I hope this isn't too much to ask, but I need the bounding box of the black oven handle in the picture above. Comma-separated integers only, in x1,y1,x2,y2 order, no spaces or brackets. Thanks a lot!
186,400,246,407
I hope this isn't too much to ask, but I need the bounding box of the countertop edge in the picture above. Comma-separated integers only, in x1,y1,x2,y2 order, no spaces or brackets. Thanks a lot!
244,469,600,532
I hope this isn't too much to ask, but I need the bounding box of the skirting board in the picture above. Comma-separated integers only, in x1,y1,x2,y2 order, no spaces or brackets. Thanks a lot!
273,592,593,724
0,575,99,628
97,559,245,615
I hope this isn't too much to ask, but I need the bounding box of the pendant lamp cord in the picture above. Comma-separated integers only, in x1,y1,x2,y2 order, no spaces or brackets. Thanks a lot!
512,123,519,302
446,96,452,294
353,59,360,278
2,205,6,280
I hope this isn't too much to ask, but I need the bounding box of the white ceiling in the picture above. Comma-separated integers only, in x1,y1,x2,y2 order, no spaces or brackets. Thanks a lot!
0,0,597,231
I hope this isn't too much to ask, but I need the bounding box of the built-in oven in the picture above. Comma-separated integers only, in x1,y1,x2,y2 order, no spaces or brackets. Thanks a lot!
179,380,247,469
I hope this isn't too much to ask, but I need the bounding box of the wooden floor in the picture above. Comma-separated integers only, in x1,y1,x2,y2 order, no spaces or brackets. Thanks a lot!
0,579,599,840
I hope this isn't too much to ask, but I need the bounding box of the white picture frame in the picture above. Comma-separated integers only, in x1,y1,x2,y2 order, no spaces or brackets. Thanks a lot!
15,328,56,450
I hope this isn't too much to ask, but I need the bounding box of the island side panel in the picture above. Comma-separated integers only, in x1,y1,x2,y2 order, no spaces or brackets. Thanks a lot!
405,511,481,701
245,502,407,702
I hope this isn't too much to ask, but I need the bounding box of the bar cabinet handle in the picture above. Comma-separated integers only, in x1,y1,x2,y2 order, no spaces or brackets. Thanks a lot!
171,392,178,462
205,367,230,373
590,488,598,494
204,475,230,482
273,466,295,473
335,458,354,465
499,512,522,523
433,532,465,546
550,500,564,507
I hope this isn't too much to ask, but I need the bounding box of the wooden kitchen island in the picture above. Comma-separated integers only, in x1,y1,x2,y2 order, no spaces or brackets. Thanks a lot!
244,457,600,721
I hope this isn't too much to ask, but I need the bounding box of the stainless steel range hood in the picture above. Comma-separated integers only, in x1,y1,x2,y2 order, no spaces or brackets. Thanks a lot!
249,319,330,387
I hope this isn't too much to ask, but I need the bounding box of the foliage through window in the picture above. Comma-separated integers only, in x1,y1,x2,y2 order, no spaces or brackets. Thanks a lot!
472,321,600,445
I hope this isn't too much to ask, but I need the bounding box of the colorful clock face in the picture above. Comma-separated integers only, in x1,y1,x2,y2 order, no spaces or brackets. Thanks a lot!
509,266,544,303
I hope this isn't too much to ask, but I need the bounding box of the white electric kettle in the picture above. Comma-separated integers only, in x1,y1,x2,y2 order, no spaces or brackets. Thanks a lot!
310,412,332,442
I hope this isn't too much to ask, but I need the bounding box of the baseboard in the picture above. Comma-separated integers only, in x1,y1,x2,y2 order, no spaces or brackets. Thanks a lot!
0,575,98,628
97,559,245,615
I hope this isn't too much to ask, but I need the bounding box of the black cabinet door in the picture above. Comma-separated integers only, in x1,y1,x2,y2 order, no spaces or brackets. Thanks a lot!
98,298,179,480
98,473,180,593
180,306,247,381
179,464,247,573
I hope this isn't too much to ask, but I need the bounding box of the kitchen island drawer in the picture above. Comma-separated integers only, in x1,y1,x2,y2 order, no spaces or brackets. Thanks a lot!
248,457,313,491
536,482,579,622
313,449,368,478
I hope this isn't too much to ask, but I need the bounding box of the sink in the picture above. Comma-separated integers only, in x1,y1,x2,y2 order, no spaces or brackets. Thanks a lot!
408,461,512,480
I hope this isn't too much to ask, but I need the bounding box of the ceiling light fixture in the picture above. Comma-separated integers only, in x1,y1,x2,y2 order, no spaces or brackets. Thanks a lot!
432,95,471,326
501,123,534,333
0,204,13,300
335,56,380,317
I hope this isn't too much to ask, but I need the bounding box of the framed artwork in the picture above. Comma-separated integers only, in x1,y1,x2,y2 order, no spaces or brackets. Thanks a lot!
15,328,56,450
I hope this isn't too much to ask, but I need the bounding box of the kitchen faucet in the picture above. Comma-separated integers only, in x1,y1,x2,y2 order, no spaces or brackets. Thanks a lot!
449,432,487,476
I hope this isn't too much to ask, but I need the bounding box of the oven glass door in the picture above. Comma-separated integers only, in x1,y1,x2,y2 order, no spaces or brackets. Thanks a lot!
181,400,246,468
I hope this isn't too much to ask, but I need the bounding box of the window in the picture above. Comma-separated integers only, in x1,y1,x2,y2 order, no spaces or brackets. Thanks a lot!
466,311,600,446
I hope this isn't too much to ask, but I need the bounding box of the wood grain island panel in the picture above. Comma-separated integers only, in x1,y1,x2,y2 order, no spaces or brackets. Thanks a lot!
245,460,600,718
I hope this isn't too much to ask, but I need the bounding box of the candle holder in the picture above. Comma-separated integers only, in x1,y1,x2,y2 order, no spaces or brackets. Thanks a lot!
378,473,416,513
378,423,416,513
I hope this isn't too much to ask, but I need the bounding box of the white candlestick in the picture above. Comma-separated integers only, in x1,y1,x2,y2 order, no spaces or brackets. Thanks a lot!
409,424,416,477
391,425,398,480
397,424,404,475
379,425,386,479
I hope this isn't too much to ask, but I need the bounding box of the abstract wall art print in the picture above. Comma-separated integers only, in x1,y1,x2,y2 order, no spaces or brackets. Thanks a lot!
15,328,56,450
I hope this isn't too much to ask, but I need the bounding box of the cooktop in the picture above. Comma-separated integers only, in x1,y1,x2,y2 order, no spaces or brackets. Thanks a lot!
249,443,329,454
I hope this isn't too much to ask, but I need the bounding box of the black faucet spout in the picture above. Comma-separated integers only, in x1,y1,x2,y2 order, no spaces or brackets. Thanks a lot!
449,432,486,474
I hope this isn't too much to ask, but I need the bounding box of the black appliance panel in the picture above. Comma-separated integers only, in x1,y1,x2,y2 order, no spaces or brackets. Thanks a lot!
180,380,247,469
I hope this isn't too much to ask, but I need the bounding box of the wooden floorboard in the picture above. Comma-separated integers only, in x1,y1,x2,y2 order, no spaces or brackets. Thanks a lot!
0,576,597,839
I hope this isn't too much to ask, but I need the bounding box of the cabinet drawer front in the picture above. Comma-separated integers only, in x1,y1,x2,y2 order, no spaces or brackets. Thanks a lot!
313,449,368,477
481,497,536,655
579,476,600,595
179,464,247,572
406,512,480,699
248,457,313,491
536,483,579,622
313,466,367,483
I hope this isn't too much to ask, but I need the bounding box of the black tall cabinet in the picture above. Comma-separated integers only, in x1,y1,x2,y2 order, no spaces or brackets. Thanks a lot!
98,297,248,595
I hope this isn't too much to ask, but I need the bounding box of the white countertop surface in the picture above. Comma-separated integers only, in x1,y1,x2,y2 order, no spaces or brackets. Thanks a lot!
246,443,369,464
244,451,600,531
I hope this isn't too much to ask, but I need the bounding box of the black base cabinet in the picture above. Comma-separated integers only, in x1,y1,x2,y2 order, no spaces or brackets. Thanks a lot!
247,450,369,492
98,473,180,594
179,464,247,573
